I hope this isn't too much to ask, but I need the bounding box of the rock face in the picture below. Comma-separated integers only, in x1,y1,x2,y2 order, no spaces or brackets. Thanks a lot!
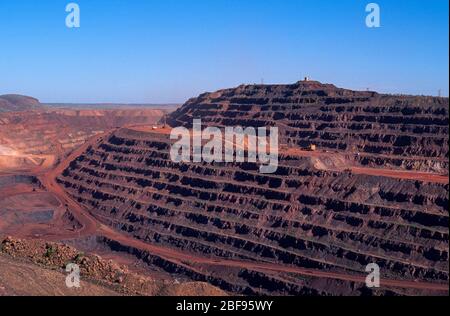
0,108,167,155
0,94,41,112
57,81,449,295
0,107,167,172
169,81,449,173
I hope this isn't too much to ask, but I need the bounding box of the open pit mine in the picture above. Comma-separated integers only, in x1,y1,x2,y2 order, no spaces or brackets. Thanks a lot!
0,81,448,296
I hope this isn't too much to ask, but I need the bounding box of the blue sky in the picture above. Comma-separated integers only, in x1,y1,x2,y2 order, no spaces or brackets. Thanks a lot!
0,0,448,103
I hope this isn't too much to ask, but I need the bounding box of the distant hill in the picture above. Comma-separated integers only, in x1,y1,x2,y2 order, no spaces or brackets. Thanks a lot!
44,103,180,111
0,94,41,112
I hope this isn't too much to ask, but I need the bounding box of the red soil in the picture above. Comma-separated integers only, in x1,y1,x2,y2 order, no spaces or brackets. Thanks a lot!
32,130,447,292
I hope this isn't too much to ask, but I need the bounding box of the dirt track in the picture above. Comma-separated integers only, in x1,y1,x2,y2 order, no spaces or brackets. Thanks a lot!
36,131,111,238
34,129,447,292
98,224,449,292
284,148,448,184
351,167,448,184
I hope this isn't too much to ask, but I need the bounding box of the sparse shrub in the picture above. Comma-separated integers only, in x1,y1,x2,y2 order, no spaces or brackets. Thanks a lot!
44,244,56,258
74,252,85,262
